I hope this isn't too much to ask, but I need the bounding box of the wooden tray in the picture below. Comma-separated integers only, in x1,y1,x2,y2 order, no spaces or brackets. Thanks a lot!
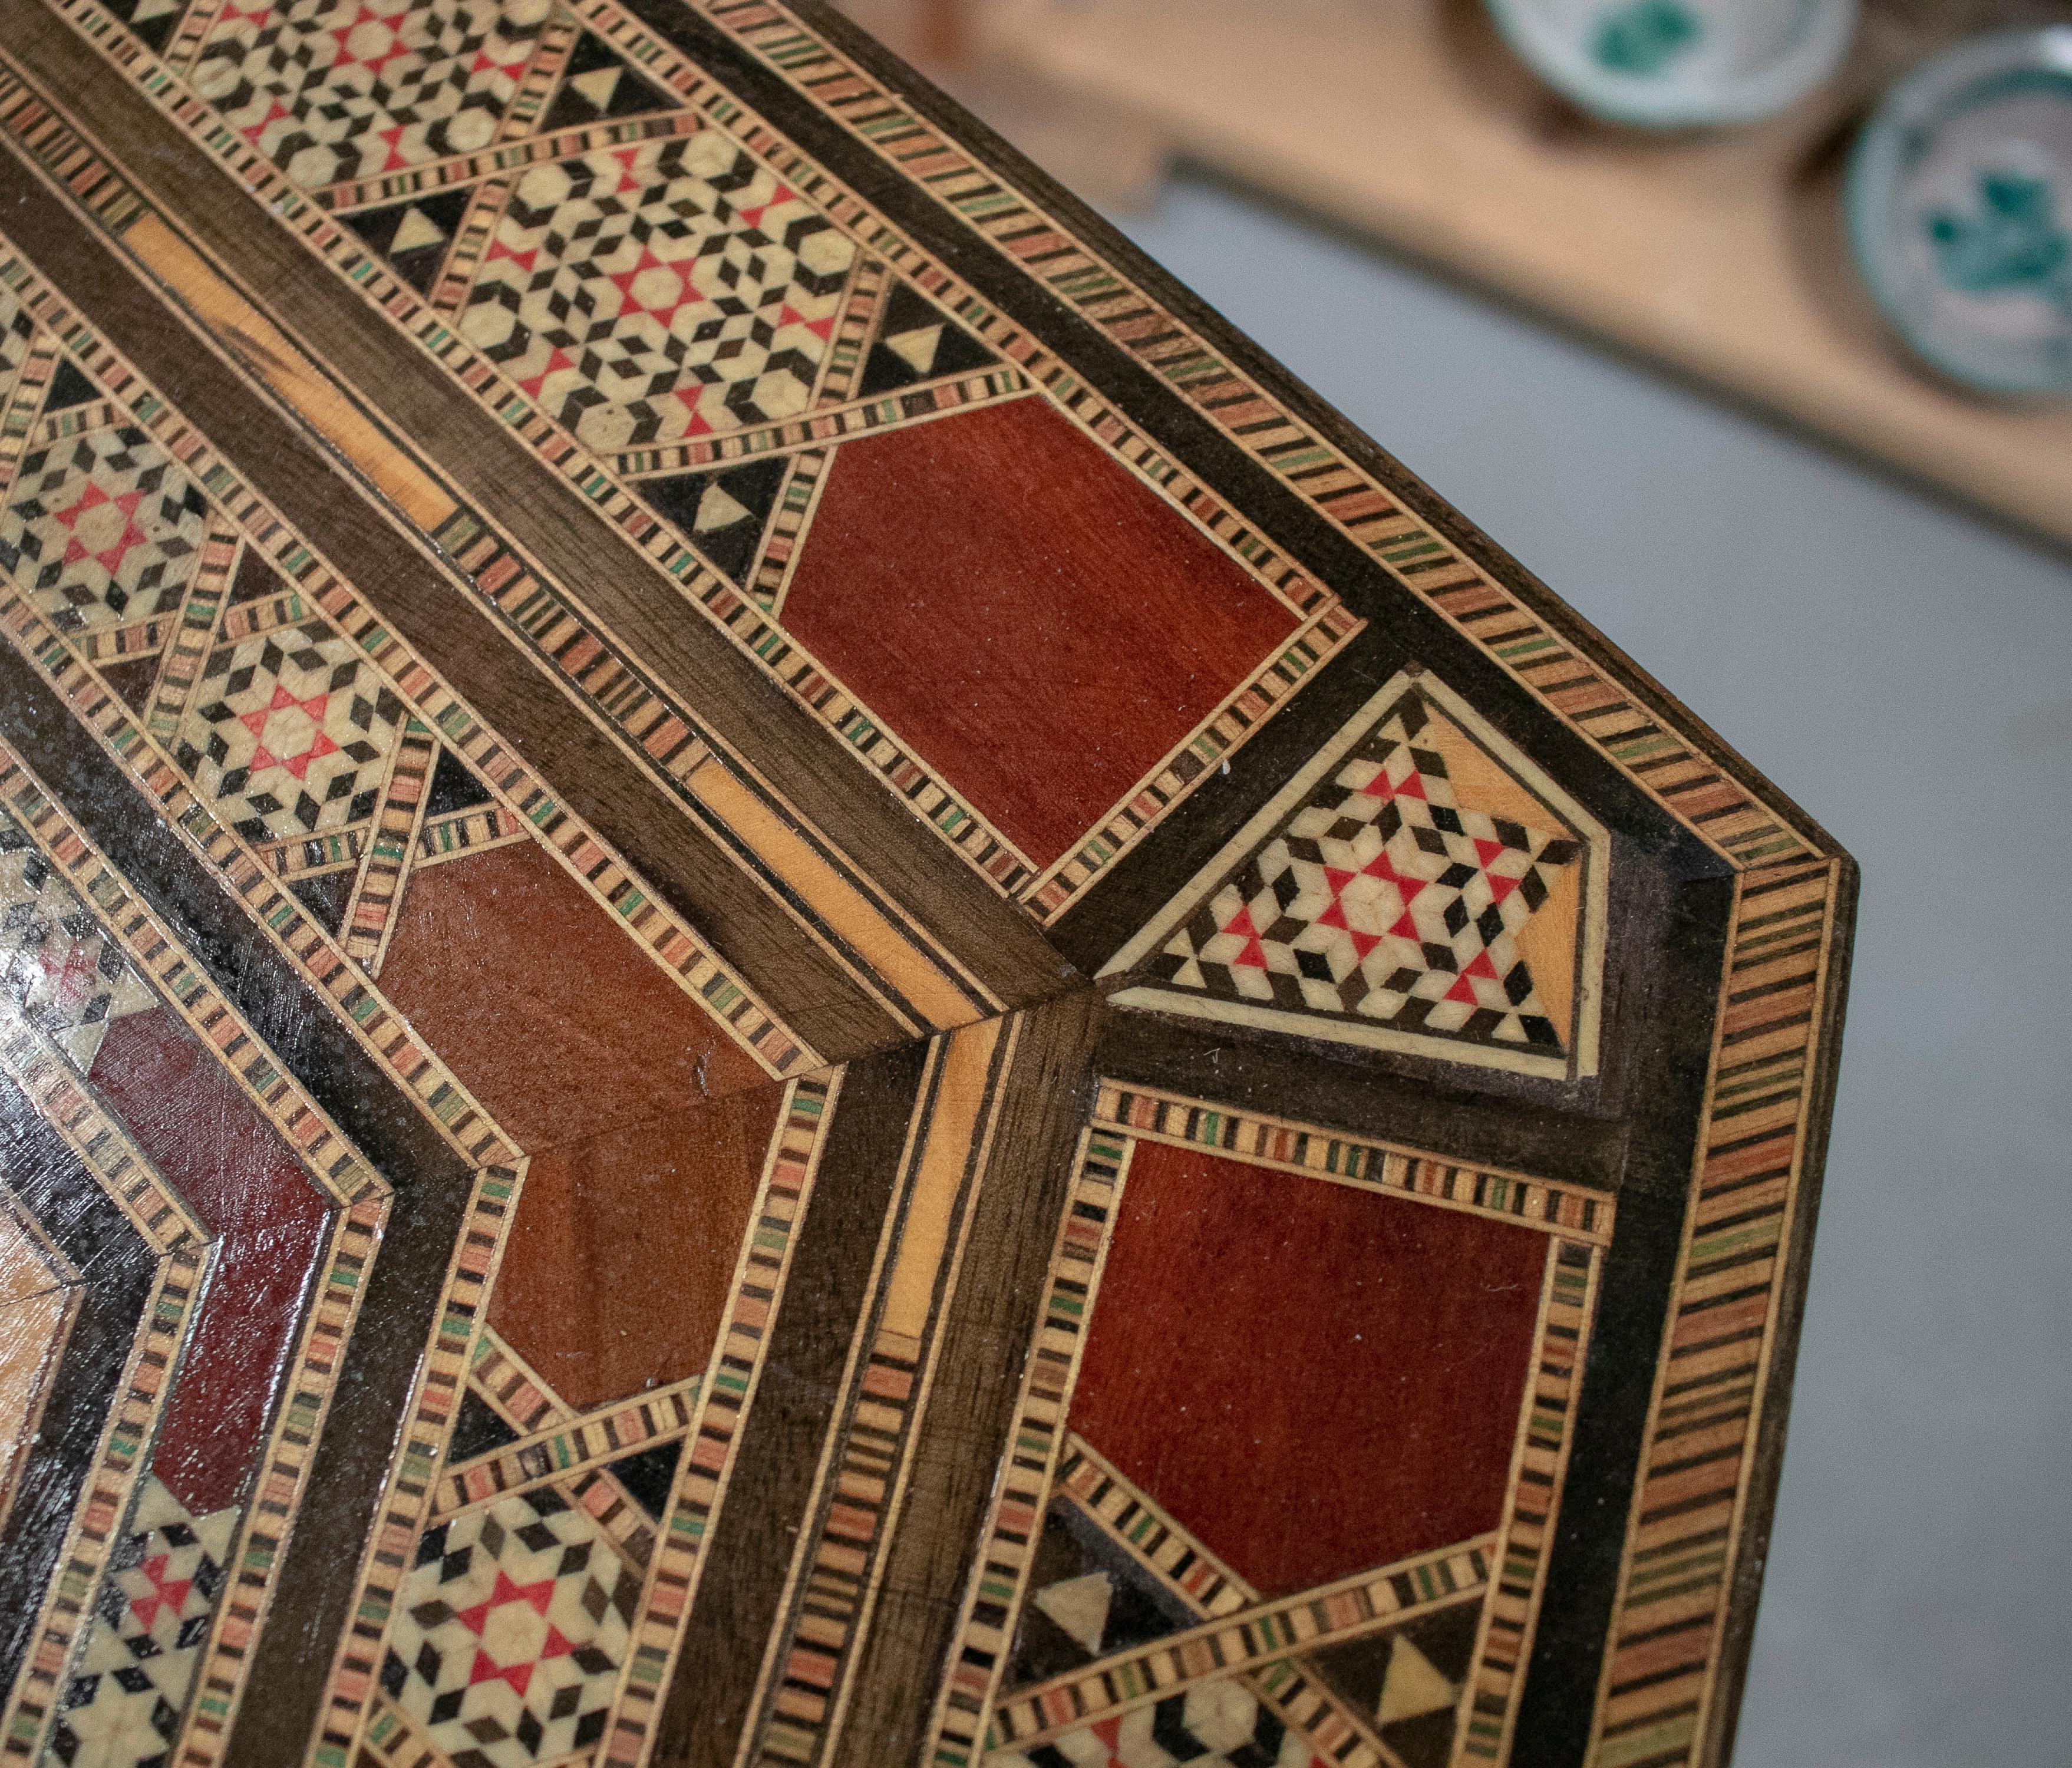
0,1,1851,1766
900,0,2072,546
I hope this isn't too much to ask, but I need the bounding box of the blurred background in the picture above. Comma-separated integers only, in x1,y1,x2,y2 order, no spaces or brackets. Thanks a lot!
836,3,2072,1763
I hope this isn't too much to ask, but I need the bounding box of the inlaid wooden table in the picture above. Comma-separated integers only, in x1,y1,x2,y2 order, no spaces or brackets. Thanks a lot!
0,4,1853,1767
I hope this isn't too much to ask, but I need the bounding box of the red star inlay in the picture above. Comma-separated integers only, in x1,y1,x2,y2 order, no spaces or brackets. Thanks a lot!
326,4,414,82
1445,949,1502,1004
666,388,715,433
603,146,646,199
374,121,411,174
467,41,530,81
240,684,340,781
1086,1715,1125,1762
483,236,540,276
605,245,708,329
1314,866,1382,961
1361,849,1428,939
464,1623,575,1698
776,301,834,342
516,345,578,401
447,1568,578,1699
734,183,796,230
49,481,150,580
453,1568,556,1638
127,1552,196,1633
1473,837,1527,903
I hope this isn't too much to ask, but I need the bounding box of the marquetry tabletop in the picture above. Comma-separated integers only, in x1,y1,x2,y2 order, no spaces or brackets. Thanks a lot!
0,2,1852,1767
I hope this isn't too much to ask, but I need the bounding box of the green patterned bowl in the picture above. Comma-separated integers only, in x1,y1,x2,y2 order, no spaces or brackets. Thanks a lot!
1847,27,2072,397
1483,0,1856,127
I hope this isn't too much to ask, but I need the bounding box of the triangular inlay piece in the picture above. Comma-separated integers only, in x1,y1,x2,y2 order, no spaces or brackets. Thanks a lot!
446,1388,522,1463
424,745,495,817
1003,1497,1195,1692
339,188,475,297
1307,1597,1481,1768
389,206,449,256
97,655,161,717
539,32,680,131
636,456,789,586
227,545,287,606
1102,669,1606,1080
694,481,753,533
42,357,103,414
855,279,996,397
1032,1571,1113,1654
568,67,624,110
103,0,179,52
608,1437,686,1522
288,870,354,939
882,322,944,376
1377,1634,1459,1724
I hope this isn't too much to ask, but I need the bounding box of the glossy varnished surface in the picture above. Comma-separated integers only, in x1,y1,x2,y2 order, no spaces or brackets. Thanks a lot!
0,4,1851,1766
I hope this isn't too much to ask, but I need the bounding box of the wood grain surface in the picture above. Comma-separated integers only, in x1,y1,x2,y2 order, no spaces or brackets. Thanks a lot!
0,3,1853,1766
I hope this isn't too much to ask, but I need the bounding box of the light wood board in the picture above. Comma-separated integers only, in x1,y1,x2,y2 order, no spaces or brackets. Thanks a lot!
915,0,2072,546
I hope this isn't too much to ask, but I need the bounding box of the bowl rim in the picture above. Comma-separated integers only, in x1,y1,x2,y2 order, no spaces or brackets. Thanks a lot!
1482,0,1860,128
1843,24,2072,398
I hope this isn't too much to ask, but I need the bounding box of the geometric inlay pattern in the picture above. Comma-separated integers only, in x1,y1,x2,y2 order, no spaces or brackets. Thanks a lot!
382,1489,639,1768
0,4,1856,1765
339,187,476,296
1147,687,1581,1051
458,133,857,451
1306,1598,1483,1768
635,453,787,586
192,0,554,191
0,806,156,1071
48,1476,238,1768
536,31,676,132
0,285,32,395
174,621,407,843
984,1679,1324,1767
854,278,997,398
1004,1495,1197,1693
0,425,209,635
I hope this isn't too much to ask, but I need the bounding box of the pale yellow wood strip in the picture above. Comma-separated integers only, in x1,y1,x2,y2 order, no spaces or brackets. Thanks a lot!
122,214,458,533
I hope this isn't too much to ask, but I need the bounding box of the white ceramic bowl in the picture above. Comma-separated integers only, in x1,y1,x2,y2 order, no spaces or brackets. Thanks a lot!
1847,27,2072,397
1483,0,1857,128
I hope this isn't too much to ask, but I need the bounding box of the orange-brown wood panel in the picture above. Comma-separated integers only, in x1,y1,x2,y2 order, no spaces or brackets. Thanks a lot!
783,396,1299,869
487,1084,787,1413
379,837,774,1149
1067,1137,1548,1595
